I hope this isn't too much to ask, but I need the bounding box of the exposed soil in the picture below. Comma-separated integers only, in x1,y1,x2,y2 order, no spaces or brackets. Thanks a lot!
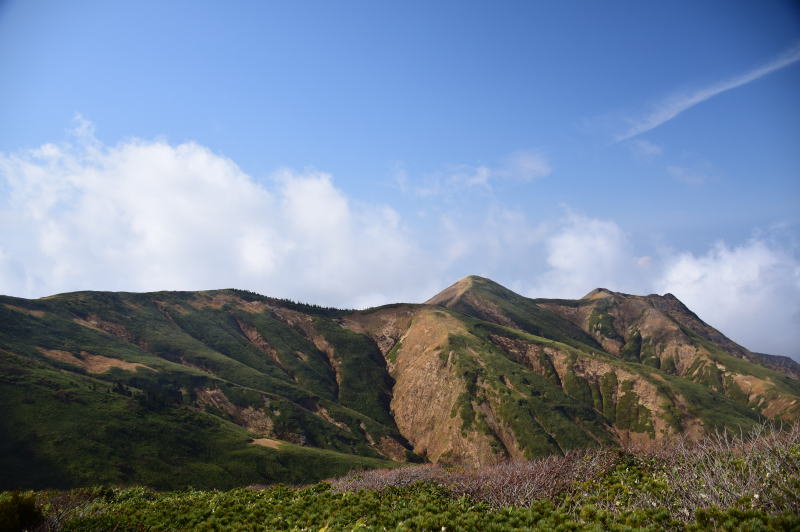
251,438,282,449
342,305,417,357
4,304,45,318
187,293,271,314
195,388,239,417
387,308,499,467
73,314,136,343
235,318,283,367
424,276,474,306
35,347,153,374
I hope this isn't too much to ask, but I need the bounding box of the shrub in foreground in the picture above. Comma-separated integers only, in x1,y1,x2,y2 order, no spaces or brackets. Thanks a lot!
11,423,800,531
0,491,43,532
334,421,800,519
43,484,799,531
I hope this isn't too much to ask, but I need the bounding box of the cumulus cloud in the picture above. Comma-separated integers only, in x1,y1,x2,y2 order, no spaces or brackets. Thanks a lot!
434,205,549,279
1,122,797,358
0,123,433,307
655,240,800,358
527,213,643,298
526,215,800,358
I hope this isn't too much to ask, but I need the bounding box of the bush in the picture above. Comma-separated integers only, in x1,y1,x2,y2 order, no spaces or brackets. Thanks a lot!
332,448,620,508
333,422,800,521
22,423,800,531
0,491,42,532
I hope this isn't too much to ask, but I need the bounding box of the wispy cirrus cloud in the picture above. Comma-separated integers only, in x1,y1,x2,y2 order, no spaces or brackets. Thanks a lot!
394,149,551,197
667,164,712,185
616,42,800,142
627,139,663,159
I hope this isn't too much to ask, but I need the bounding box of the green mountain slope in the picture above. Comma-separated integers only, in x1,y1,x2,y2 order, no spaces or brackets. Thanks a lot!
345,303,763,466
1,277,798,488
0,290,409,489
0,349,393,490
426,276,800,421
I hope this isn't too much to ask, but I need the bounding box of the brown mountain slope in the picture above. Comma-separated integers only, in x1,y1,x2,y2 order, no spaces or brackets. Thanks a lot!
426,276,800,421
343,299,782,464
537,289,800,419
344,305,618,465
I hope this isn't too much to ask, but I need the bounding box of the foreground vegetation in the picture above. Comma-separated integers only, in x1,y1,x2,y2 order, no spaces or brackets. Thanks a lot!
3,424,798,531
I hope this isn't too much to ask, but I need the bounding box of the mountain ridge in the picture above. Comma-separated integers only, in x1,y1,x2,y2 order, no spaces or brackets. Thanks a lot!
1,276,798,489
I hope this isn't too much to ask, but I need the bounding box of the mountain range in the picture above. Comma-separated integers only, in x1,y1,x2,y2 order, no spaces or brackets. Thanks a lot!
2,275,799,490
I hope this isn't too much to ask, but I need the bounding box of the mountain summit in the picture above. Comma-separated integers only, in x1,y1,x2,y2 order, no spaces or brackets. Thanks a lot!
2,277,798,489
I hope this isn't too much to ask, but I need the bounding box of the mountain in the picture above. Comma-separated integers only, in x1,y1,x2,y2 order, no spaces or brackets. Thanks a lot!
429,276,800,420
1,277,798,489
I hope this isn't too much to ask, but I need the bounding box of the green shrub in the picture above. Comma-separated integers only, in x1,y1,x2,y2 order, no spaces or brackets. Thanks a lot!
23,423,798,531
0,491,42,532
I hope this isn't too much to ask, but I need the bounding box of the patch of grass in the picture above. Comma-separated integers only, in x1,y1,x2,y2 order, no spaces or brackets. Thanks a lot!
678,324,800,409
614,381,654,436
600,371,618,423
233,310,338,399
385,340,402,364
640,339,660,368
620,330,641,362
563,364,594,406
662,371,762,433
587,298,623,342
443,330,613,456
312,319,394,427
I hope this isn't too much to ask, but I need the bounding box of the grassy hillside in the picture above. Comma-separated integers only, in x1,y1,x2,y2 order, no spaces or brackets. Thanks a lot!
343,303,764,468
0,290,407,489
0,349,395,491
428,276,800,424
2,276,798,489
427,276,603,351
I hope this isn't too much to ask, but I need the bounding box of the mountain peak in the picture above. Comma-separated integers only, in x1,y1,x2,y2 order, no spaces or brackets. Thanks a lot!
425,275,477,306
581,288,616,300
425,275,514,306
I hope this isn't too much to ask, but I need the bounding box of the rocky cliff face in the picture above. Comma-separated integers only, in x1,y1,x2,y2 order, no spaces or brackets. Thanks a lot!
2,276,798,485
532,287,800,420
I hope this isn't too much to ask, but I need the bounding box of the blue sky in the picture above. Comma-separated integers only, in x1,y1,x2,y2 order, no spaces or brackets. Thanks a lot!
1,1,799,357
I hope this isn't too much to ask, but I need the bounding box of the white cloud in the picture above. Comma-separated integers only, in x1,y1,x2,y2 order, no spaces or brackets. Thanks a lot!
667,164,711,185
400,149,551,197
437,206,549,276
526,215,800,358
497,150,552,181
627,139,663,158
0,125,433,308
1,123,797,359
616,42,800,141
527,214,642,298
655,240,800,358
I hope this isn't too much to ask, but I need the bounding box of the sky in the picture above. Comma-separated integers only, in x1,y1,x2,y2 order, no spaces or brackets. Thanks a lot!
1,1,799,358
